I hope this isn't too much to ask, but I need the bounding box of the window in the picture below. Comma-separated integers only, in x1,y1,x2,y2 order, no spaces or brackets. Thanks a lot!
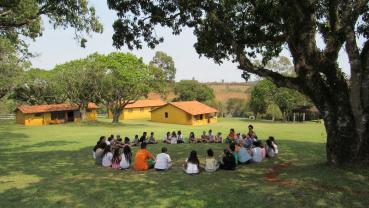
140,107,144,112
86,109,92,113
128,109,133,113
35,113,42,117
200,114,203,120
165,112,168,118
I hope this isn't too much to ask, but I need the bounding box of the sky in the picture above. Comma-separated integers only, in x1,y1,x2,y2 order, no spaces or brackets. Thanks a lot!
29,0,354,82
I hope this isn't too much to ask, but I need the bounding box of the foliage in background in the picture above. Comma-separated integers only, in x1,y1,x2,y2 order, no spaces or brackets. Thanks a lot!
149,51,176,82
0,0,103,54
225,98,249,117
173,80,215,102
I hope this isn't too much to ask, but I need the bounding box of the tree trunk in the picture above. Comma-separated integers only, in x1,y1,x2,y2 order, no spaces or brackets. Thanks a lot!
112,108,122,123
80,108,86,121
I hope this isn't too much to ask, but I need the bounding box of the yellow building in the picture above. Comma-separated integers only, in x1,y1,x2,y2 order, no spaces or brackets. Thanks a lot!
108,99,166,120
15,103,98,126
151,101,218,125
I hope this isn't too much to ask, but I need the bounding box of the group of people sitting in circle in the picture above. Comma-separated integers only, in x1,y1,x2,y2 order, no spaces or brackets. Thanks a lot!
92,125,279,175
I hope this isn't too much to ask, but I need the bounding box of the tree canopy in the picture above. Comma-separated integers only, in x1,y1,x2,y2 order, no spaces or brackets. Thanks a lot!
0,0,103,52
150,51,176,82
107,0,369,165
174,80,215,102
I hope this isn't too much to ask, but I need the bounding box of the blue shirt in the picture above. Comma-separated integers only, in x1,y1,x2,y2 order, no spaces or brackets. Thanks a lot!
238,147,252,163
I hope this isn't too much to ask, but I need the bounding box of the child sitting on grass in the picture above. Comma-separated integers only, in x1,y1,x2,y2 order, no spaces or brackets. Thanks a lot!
111,148,121,169
170,131,178,144
269,136,278,154
205,148,219,172
102,145,113,167
177,131,185,143
154,147,172,171
208,130,215,143
251,141,263,163
163,132,171,144
148,132,157,144
215,132,222,143
188,132,196,143
201,131,208,143
183,150,200,175
120,145,132,169
266,139,276,158
134,142,156,171
132,135,139,146
219,149,236,170
225,128,236,144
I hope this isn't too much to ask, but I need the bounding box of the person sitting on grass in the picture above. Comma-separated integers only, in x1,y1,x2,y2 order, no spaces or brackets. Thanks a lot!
139,132,148,143
265,139,276,158
229,143,239,166
225,128,236,144
205,148,219,172
219,149,236,170
269,136,278,154
102,145,113,167
201,131,208,143
111,148,121,169
95,142,107,165
148,132,157,144
247,124,257,138
132,135,139,146
208,129,215,143
93,136,106,159
170,131,178,144
183,150,200,175
120,145,132,169
188,132,196,143
238,140,252,164
215,132,223,143
251,141,263,163
259,140,266,159
154,147,172,171
163,132,171,144
106,135,114,145
177,131,185,143
134,142,155,171
124,137,130,145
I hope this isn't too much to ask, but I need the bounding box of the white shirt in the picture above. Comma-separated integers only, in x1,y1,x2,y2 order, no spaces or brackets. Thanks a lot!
252,147,263,163
185,160,199,174
177,134,184,141
120,154,131,169
170,136,177,144
154,153,172,170
105,141,111,145
102,152,113,167
272,142,279,154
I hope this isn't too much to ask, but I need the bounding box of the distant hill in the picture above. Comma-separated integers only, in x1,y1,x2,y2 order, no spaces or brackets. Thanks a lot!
148,82,255,103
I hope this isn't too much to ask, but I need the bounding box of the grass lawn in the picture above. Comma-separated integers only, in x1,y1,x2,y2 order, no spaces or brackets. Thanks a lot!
0,118,368,208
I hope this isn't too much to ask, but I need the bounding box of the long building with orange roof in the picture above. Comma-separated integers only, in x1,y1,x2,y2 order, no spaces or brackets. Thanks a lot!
15,103,98,126
107,99,167,120
150,101,218,125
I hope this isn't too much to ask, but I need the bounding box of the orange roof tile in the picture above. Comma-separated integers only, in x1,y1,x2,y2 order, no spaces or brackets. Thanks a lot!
153,101,218,115
124,99,166,109
17,102,97,114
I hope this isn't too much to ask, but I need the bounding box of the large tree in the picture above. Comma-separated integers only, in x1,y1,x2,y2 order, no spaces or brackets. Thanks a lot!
102,52,154,123
107,0,369,166
53,53,107,120
149,51,176,82
0,0,103,52
174,80,215,102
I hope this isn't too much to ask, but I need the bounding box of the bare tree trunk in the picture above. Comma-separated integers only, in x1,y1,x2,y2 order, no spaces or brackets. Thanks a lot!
112,108,122,123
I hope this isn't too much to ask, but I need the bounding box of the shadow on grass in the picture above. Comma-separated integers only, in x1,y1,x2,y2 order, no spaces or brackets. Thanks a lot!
0,141,368,208
77,120,150,128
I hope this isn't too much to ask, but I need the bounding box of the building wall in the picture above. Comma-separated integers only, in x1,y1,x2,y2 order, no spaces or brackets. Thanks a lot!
151,106,218,125
15,111,25,125
86,109,97,121
151,105,193,125
20,112,51,126
108,107,157,120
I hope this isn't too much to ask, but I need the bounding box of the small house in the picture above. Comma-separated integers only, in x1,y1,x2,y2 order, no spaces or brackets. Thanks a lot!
15,103,97,126
107,99,166,120
151,101,218,125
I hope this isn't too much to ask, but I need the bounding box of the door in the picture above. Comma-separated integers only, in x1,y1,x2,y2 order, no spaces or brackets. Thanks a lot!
67,111,74,122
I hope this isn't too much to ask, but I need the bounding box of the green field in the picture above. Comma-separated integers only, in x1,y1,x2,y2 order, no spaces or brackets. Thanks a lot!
0,118,368,208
